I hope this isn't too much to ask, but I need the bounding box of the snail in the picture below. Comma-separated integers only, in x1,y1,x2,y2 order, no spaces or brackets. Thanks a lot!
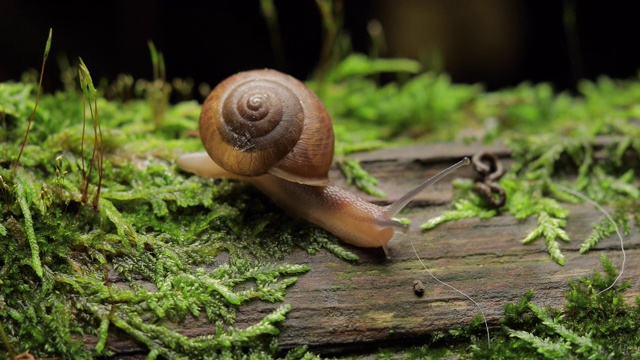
178,69,469,257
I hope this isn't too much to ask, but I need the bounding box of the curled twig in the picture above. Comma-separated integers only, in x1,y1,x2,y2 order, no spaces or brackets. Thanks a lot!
472,151,506,208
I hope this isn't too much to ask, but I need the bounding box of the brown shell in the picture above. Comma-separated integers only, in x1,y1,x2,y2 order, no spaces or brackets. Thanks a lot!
199,69,334,186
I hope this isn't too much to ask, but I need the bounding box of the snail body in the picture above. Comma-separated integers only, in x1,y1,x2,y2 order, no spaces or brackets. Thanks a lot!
178,152,398,248
178,69,468,256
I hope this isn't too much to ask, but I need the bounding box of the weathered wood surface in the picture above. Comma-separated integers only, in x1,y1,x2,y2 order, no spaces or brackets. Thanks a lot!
104,142,639,356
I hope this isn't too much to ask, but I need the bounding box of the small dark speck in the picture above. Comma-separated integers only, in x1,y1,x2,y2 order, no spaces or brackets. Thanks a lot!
412,280,425,297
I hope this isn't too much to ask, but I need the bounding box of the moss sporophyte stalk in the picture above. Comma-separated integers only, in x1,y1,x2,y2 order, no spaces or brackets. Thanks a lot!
1,33,639,358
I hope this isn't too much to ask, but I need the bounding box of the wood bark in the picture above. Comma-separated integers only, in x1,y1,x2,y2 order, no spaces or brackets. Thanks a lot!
100,142,639,356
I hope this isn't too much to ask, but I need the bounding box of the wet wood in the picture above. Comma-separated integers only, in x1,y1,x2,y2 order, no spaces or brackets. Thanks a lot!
102,142,639,356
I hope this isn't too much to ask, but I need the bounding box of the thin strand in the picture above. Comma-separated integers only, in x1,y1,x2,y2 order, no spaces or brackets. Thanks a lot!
13,29,52,173
409,240,491,348
557,185,626,294
386,157,470,217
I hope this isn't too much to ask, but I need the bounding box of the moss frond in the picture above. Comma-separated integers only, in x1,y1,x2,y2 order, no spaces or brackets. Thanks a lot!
13,171,43,277
421,178,496,230
522,211,569,265
484,256,639,359
506,328,572,358
579,212,627,253
528,302,603,356
338,158,386,197
421,198,496,230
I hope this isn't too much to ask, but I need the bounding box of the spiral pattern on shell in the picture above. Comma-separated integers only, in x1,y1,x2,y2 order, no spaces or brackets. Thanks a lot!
199,69,334,185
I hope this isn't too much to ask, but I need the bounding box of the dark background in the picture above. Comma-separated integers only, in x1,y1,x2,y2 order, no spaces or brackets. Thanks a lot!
1,0,638,94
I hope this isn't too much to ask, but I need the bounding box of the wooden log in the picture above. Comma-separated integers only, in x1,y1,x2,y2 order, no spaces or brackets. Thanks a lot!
256,205,637,354
100,142,638,356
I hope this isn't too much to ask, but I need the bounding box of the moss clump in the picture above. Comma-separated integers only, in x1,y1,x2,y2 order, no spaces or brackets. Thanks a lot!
421,122,638,265
0,63,345,358
485,256,639,359
2,26,640,358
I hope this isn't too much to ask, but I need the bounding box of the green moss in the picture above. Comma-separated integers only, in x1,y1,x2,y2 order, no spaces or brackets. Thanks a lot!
1,26,639,358
1,57,347,357
420,178,497,231
311,54,482,147
422,122,638,265
480,256,639,359
338,159,386,197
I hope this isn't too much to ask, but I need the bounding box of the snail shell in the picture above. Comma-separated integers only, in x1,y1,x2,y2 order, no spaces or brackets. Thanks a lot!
199,69,334,186
180,69,470,257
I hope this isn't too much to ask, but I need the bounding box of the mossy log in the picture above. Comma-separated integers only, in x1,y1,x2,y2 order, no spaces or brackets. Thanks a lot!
97,142,639,356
